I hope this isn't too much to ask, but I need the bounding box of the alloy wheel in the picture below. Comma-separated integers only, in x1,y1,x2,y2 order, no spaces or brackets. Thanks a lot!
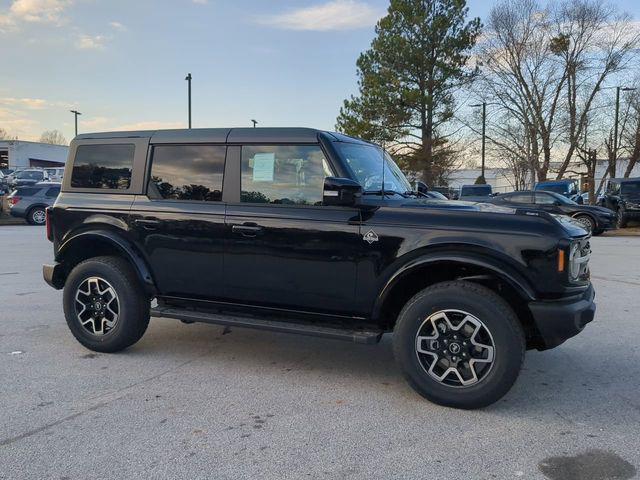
574,215,593,233
415,309,495,387
75,276,120,335
32,209,46,225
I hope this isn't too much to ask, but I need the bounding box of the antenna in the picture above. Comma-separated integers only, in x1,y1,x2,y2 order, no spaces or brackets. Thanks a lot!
381,144,386,198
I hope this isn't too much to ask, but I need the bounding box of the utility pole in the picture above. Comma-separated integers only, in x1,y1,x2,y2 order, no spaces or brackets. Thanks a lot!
70,110,82,137
251,119,258,128
185,73,192,129
470,102,487,179
613,86,636,178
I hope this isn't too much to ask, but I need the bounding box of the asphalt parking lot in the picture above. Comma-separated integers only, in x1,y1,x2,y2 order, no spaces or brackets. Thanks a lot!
1,226,639,479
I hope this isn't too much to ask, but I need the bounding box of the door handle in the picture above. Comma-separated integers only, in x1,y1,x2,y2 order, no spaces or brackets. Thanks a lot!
232,224,263,237
135,218,160,230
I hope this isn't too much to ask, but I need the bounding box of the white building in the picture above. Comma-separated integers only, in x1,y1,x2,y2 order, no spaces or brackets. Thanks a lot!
0,140,69,171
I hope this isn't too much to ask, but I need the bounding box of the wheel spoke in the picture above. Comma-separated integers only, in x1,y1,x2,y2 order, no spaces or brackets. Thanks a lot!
74,276,119,336
415,309,496,388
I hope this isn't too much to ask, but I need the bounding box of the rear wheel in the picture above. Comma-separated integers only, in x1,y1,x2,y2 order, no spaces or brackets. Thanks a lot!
393,281,525,409
27,206,46,225
63,256,150,352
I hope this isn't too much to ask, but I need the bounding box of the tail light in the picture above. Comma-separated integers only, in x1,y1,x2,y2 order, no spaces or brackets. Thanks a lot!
45,207,53,242
8,196,20,207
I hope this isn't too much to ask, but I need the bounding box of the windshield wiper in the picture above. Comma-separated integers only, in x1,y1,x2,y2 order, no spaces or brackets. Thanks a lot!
363,190,409,198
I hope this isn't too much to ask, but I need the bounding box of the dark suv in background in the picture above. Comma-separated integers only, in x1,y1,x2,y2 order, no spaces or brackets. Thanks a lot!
600,178,640,228
43,128,595,409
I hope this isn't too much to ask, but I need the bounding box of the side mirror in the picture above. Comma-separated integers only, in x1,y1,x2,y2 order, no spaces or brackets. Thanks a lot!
415,181,429,195
323,177,362,207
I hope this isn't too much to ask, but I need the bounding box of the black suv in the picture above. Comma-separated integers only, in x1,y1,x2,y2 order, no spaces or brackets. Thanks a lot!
600,177,640,228
43,128,595,409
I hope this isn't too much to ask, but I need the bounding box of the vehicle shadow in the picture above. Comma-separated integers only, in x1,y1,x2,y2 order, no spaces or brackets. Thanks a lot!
130,318,640,419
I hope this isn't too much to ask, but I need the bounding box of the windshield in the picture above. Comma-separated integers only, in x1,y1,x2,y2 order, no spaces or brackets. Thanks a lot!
334,143,412,194
621,182,640,195
461,185,491,196
17,170,44,180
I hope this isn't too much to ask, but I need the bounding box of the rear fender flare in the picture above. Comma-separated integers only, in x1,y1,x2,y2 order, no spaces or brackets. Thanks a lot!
57,230,156,294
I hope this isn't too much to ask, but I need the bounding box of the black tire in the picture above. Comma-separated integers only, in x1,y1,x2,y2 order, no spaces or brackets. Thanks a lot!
393,281,525,409
592,228,604,236
616,209,628,228
573,214,595,234
27,206,46,225
63,256,150,352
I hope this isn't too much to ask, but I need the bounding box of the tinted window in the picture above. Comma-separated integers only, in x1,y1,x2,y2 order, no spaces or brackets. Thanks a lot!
461,185,492,196
241,145,331,205
14,187,42,197
46,187,60,198
535,192,558,205
621,181,640,195
505,192,532,204
149,145,225,201
17,170,44,180
71,144,134,189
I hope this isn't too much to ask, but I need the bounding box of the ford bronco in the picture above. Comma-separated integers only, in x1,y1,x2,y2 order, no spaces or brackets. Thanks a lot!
43,128,595,409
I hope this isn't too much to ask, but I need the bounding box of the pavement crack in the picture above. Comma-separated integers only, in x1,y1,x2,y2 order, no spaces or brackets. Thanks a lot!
591,275,640,287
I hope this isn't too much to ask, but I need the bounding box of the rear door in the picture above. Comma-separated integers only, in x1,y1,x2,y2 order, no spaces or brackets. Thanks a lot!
223,144,362,315
130,144,227,300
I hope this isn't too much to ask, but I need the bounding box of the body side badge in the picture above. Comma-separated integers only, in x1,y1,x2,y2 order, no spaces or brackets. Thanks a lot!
363,229,379,244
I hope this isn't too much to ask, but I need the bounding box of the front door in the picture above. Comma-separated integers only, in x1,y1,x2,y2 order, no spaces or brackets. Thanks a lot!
224,144,362,315
130,144,227,300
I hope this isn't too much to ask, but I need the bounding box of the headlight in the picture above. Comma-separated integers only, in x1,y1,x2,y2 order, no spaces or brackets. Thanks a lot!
569,241,590,282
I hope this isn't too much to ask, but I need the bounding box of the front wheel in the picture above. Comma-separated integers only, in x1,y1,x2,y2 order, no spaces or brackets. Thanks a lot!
573,214,595,234
616,209,628,228
393,281,525,409
63,256,150,352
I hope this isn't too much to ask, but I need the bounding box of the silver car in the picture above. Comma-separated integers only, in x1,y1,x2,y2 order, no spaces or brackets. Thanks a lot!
7,182,60,225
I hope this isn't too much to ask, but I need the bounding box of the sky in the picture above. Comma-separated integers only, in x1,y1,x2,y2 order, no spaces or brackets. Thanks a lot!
1,0,640,143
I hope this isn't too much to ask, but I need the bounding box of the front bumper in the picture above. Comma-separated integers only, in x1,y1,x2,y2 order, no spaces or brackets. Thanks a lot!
43,263,65,290
528,285,595,350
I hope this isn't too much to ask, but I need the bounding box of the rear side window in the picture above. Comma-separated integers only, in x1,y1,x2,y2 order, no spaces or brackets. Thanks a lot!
148,145,226,201
505,192,532,204
14,187,42,197
71,144,135,189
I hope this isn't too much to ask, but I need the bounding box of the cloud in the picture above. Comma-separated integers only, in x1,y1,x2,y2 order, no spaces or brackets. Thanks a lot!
109,21,126,31
8,0,71,24
114,121,184,131
0,97,68,109
255,0,383,31
192,0,208,4
76,34,107,50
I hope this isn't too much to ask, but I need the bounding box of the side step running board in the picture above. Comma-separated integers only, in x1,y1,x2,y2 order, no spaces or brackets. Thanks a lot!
151,306,384,345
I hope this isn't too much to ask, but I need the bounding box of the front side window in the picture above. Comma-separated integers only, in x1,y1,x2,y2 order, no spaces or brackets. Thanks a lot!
71,144,134,189
241,145,331,205
149,145,226,201
621,181,640,195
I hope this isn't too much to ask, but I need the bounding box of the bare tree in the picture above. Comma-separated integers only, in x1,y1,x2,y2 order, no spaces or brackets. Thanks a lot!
39,130,67,145
552,0,640,178
0,128,11,140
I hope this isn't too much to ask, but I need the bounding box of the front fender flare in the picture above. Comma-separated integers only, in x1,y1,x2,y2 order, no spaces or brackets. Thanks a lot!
371,251,537,321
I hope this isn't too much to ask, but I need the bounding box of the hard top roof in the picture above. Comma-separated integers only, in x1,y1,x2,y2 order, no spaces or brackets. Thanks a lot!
74,127,374,145
610,177,640,182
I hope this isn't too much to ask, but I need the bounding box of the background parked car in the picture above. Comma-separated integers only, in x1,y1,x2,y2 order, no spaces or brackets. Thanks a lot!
423,190,449,200
44,167,65,182
488,190,615,235
600,177,640,228
534,179,583,204
9,169,48,188
0,171,8,194
458,184,493,202
6,182,60,225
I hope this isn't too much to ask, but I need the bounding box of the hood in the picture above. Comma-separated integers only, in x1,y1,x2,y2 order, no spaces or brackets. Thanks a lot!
577,205,614,216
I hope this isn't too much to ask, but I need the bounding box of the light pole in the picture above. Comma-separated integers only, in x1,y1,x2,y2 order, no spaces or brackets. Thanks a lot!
185,73,192,129
70,110,82,137
613,86,636,177
251,119,258,128
470,102,487,179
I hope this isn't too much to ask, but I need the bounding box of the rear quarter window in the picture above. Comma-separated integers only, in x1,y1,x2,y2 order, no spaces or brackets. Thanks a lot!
71,144,135,190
